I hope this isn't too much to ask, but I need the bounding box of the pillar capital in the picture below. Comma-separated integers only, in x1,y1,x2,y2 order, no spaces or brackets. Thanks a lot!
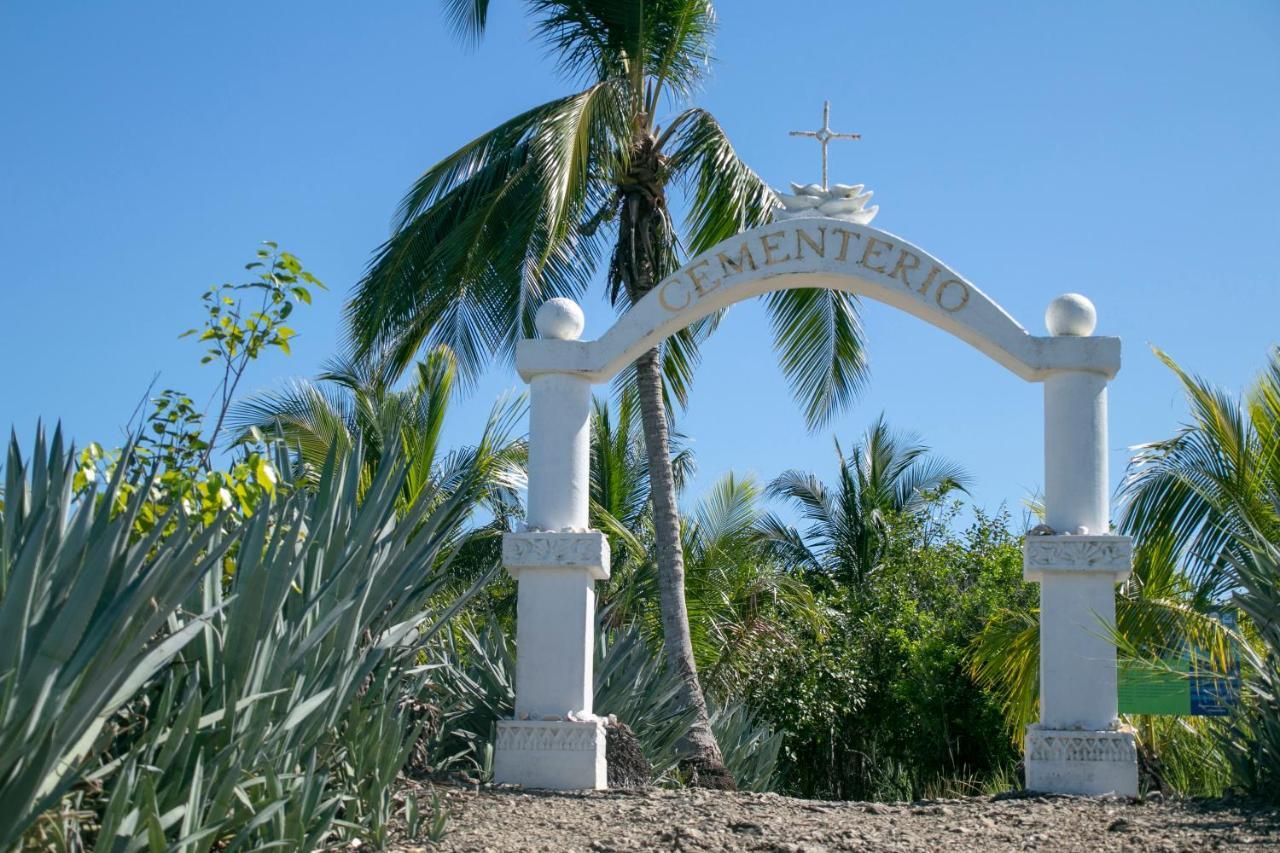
1023,533,1132,583
503,530,611,581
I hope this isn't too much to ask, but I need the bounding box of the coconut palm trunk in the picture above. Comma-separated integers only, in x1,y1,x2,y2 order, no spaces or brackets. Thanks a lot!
636,342,728,780
616,129,729,780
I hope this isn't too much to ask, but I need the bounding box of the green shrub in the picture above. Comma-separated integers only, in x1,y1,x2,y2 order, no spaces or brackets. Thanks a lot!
746,505,1030,800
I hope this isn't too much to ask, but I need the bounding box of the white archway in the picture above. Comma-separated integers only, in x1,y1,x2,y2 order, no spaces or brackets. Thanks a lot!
493,218,1139,797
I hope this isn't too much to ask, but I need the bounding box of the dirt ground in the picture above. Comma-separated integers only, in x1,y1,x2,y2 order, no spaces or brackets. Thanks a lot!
386,783,1280,852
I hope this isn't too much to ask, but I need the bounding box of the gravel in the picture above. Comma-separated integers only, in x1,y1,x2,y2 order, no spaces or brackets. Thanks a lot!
387,784,1280,851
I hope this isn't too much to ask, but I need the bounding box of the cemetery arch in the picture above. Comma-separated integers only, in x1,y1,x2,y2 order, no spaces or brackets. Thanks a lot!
494,216,1139,798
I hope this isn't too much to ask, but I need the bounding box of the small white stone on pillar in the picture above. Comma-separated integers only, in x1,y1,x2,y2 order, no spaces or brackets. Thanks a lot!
494,298,610,791
1025,294,1138,798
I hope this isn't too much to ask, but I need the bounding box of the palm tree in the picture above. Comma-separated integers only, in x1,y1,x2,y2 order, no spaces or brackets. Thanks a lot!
346,1,870,780
762,416,971,588
229,346,525,519
592,445,827,697
1120,348,1280,598
681,473,826,693
1118,348,1280,794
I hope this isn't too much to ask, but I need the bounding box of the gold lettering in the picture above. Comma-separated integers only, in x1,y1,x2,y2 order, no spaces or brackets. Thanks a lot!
935,279,971,313
889,249,921,288
916,265,942,297
658,277,691,312
795,226,826,260
832,227,861,262
686,259,719,297
759,230,791,265
859,236,894,274
716,243,758,276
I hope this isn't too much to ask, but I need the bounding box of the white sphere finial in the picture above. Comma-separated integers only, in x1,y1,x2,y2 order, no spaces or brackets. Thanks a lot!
535,297,585,340
1045,293,1097,337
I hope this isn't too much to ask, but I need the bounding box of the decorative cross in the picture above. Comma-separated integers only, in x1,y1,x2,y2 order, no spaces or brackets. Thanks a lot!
789,100,861,190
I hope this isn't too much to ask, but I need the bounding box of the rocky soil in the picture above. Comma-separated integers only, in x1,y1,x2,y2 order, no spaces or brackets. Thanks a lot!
387,784,1280,852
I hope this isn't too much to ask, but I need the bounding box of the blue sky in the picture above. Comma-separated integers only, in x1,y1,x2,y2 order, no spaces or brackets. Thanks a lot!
2,1,1278,521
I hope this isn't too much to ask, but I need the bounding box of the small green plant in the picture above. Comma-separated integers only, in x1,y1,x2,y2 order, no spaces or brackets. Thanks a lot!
404,787,449,844
181,242,321,454
74,243,322,535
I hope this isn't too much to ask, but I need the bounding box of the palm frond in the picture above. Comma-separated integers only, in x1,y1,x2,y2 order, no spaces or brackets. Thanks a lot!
441,0,492,43
763,287,870,430
347,90,617,382
665,107,776,255
690,473,761,561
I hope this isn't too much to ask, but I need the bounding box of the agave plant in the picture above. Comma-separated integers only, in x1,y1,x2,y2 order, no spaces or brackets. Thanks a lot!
79,433,506,850
707,699,783,793
0,426,232,848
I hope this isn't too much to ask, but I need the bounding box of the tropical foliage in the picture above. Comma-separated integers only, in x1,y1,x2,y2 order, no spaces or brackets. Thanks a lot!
9,300,1280,848
0,427,231,848
230,345,526,517
9,427,499,848
761,415,972,588
749,503,1031,800
1119,348,1280,800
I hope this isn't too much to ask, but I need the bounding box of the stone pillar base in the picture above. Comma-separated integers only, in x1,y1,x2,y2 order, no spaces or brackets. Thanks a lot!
1024,726,1138,797
493,719,606,790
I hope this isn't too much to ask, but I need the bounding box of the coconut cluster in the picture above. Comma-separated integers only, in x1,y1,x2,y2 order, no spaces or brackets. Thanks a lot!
774,182,878,225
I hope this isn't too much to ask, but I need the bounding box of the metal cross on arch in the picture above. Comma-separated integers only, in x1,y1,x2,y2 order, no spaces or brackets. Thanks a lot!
789,100,861,190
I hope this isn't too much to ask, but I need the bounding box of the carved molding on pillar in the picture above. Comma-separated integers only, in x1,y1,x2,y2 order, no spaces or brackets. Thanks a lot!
1023,534,1132,582
496,719,604,752
494,719,608,789
1025,727,1137,763
503,530,611,580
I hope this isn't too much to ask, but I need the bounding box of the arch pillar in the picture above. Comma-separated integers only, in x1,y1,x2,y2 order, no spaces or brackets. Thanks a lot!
1023,298,1138,796
493,302,609,791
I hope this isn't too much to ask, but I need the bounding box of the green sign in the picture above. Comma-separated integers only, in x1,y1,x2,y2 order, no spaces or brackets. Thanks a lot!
1117,611,1239,717
1119,658,1192,715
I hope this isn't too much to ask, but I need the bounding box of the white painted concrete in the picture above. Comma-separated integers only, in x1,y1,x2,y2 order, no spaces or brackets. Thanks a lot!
1021,295,1138,798
496,223,1139,797
1045,293,1098,337
1043,370,1110,536
515,220,1121,384
1025,727,1138,796
526,373,592,532
494,302,609,791
493,720,607,790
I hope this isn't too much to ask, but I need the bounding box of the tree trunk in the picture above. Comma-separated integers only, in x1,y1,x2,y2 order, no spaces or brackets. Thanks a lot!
614,130,733,789
632,345,734,789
